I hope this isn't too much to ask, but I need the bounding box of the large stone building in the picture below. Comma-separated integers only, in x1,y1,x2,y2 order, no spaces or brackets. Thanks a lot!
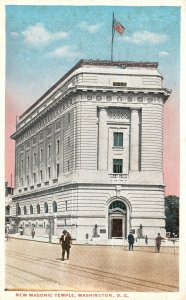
11,59,171,243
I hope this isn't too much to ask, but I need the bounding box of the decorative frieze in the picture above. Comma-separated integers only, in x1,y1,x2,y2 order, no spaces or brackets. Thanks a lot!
108,108,130,120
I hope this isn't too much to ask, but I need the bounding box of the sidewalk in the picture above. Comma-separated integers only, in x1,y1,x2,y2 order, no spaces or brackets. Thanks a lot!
8,233,179,248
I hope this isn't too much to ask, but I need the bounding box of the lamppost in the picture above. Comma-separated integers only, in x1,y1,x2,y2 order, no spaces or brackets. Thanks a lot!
49,218,52,243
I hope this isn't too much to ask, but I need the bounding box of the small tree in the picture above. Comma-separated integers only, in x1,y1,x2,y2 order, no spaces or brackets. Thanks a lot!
165,195,179,237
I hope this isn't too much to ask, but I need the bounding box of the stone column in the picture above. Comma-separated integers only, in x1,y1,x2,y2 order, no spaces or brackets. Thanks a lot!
130,109,139,171
98,107,108,171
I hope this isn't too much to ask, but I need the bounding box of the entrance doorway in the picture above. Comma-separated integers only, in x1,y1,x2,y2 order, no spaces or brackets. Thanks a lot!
112,219,122,237
108,200,127,239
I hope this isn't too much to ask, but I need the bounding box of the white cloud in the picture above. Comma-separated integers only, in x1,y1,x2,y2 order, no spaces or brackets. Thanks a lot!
123,30,169,45
21,23,69,46
158,51,170,57
10,32,19,38
48,46,81,58
78,21,101,33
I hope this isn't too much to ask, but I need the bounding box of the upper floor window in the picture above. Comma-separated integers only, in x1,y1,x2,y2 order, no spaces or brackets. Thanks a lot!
68,113,70,124
48,166,51,179
33,152,37,165
53,201,57,213
113,159,123,173
30,205,33,214
36,204,40,214
40,170,43,181
56,140,60,155
113,132,123,147
48,144,51,158
21,159,24,170
44,202,48,213
27,156,30,167
33,173,36,184
24,206,27,215
27,175,29,185
40,148,43,162
57,163,60,178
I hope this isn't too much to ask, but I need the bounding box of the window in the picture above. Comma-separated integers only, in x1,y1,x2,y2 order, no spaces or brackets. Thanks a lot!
113,132,123,147
67,160,70,171
30,205,33,214
57,164,60,178
56,140,60,154
16,203,21,215
68,113,70,124
48,167,51,179
53,201,57,213
33,173,36,184
113,82,127,87
65,201,68,211
27,175,29,185
109,201,126,211
24,206,27,215
44,202,48,213
48,144,51,158
27,156,30,167
113,159,123,173
33,152,37,164
21,178,23,186
40,170,43,181
21,159,24,170
40,148,43,162
37,204,40,214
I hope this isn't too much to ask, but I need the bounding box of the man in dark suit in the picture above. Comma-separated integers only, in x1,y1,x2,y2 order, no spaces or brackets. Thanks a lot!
59,230,72,261
128,231,135,251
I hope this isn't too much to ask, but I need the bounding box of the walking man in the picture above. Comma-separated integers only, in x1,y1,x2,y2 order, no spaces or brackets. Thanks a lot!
128,231,135,251
59,230,72,261
155,233,165,253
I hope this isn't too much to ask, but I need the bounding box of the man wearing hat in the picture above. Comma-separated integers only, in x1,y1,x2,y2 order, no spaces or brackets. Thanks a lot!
128,231,135,251
155,233,165,253
59,230,72,261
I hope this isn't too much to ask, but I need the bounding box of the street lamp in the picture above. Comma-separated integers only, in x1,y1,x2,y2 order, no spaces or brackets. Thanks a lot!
49,218,52,243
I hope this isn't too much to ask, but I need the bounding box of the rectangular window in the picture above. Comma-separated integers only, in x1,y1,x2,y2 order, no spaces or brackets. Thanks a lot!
113,132,123,147
57,163,60,178
40,170,43,181
113,82,127,87
40,148,43,162
21,178,23,186
33,152,37,165
68,113,70,124
65,201,68,211
67,160,70,171
48,145,51,158
33,173,36,184
56,140,60,155
48,167,51,179
27,176,29,185
113,159,123,173
21,159,24,170
27,156,30,167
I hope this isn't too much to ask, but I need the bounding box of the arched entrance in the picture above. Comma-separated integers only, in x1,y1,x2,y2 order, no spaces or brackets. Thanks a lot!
108,200,128,239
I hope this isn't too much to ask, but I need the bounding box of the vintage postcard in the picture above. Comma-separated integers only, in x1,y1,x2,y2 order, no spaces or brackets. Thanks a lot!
1,1,186,300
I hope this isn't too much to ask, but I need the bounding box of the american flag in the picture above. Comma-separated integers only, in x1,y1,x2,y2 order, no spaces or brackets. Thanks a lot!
113,19,125,35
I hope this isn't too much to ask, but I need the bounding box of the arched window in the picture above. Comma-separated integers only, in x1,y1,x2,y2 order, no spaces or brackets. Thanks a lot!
30,205,33,214
37,204,40,214
24,206,27,215
53,201,57,213
109,200,126,211
44,202,48,213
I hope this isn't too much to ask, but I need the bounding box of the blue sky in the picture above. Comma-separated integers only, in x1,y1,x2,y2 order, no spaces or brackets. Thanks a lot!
6,5,180,111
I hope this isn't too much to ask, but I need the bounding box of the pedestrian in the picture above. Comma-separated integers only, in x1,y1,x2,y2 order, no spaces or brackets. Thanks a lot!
31,229,35,239
145,235,148,245
128,231,135,251
59,230,72,261
155,233,165,253
6,231,10,242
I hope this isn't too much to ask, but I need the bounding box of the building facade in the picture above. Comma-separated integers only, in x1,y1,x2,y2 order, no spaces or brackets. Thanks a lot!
11,59,171,242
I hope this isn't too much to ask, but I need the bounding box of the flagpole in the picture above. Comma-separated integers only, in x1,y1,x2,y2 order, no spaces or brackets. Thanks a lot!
111,12,115,61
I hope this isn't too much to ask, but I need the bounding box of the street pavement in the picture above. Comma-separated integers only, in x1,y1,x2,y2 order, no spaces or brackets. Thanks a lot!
5,238,179,292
